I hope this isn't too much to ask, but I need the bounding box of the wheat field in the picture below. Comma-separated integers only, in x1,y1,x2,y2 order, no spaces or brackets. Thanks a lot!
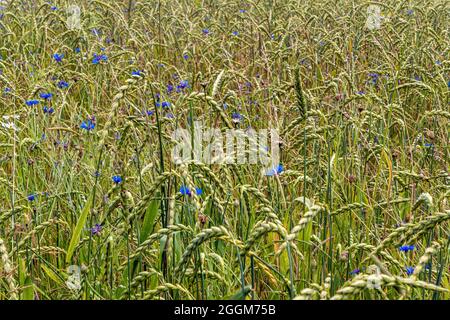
0,0,449,300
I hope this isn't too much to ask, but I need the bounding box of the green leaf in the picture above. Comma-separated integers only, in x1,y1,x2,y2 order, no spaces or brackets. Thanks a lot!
140,198,159,244
129,199,159,278
22,276,34,300
41,264,65,286
66,194,92,263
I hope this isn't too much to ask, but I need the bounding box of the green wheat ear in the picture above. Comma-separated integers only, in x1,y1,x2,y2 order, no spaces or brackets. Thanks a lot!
294,66,306,118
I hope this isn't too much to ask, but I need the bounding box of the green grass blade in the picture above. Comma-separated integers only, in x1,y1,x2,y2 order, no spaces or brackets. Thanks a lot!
66,194,93,264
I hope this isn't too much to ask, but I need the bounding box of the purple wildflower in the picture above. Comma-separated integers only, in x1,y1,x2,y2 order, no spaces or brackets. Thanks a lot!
231,112,243,124
350,268,360,275
57,80,69,89
92,53,108,65
176,80,189,92
91,224,102,236
43,106,54,114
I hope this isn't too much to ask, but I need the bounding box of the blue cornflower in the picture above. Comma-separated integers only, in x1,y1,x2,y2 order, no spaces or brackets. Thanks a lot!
132,70,142,76
231,112,243,124
92,53,108,65
406,266,415,276
43,106,54,114
180,186,191,196
424,143,433,148
232,31,239,36
356,91,365,95
239,9,246,13
195,188,203,195
183,53,189,60
266,164,284,176
161,101,170,108
112,175,123,184
90,224,102,236
146,110,154,116
350,268,360,275
27,194,36,201
176,80,189,92
26,99,40,106
373,136,379,144
202,28,210,35
99,54,108,63
51,6,57,11
179,80,189,89
57,80,69,89
399,245,415,252
53,53,64,63
447,80,450,89
74,47,81,53
166,113,174,119
368,72,379,85
92,56,100,64
167,84,174,94
4,87,11,93
39,92,53,100
406,9,414,16
80,119,95,131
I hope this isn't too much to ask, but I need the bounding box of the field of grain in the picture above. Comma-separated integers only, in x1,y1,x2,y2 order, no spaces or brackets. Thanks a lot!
0,0,449,300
